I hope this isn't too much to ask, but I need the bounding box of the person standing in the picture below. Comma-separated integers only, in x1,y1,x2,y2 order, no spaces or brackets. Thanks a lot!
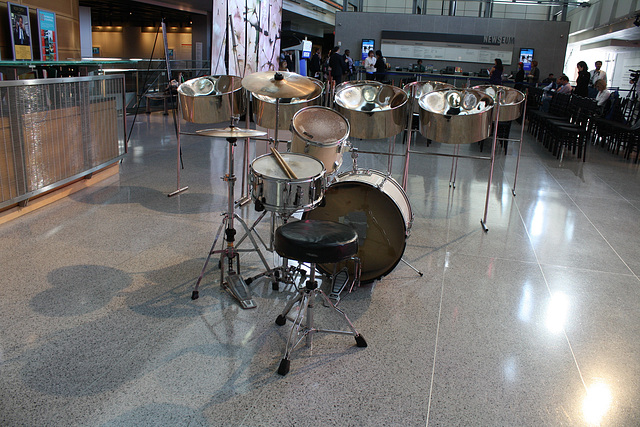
589,60,607,97
513,62,525,91
364,50,376,79
343,49,354,81
527,60,540,86
284,51,294,72
575,61,590,97
329,46,344,85
374,50,386,82
309,48,321,78
489,58,503,85
590,61,607,86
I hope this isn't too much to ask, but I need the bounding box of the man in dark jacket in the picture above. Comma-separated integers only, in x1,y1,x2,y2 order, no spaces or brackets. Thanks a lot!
329,46,344,85
309,48,321,78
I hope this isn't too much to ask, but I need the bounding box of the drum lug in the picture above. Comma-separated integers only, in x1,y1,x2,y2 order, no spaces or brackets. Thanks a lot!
304,144,310,154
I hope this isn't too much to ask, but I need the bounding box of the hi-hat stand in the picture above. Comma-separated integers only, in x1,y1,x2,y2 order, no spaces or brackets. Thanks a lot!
191,125,270,309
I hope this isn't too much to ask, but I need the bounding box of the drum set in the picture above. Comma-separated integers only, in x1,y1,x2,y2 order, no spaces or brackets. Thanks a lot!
176,71,525,309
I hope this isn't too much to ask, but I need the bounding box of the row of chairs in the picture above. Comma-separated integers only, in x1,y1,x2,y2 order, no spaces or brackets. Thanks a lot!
526,87,640,163
527,90,597,161
591,94,640,162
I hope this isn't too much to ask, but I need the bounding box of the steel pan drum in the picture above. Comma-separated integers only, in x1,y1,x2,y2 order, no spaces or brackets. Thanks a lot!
473,85,524,122
335,80,382,93
252,77,324,130
334,82,408,139
303,169,412,283
291,106,349,174
250,153,325,214
403,81,454,114
178,76,245,124
418,88,494,144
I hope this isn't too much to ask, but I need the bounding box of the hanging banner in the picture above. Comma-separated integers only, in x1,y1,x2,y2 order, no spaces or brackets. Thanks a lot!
211,2,227,75
8,3,33,60
212,0,281,76
37,9,58,61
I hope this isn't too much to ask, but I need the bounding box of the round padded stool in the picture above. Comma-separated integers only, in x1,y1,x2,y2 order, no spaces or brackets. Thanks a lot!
273,219,366,376
274,219,358,264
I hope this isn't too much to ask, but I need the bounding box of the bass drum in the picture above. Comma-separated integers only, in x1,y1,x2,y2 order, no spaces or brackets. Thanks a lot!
303,169,413,283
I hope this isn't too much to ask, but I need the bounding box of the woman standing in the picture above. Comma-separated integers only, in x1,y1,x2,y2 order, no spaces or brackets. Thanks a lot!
489,58,503,85
364,50,376,79
527,60,540,86
374,50,386,82
575,61,590,97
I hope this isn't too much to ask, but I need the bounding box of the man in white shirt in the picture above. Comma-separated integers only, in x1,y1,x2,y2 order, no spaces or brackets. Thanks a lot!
590,61,607,86
589,61,606,97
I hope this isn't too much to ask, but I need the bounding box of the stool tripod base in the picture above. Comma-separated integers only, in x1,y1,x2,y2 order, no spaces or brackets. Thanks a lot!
275,280,367,376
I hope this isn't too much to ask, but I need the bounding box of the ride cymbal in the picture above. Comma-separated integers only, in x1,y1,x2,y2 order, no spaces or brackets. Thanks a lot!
242,71,317,99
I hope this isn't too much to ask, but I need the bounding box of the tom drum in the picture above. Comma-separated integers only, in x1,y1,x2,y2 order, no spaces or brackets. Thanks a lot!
291,106,350,175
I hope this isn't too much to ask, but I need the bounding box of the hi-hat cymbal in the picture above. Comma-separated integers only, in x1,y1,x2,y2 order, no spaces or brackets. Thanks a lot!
242,71,317,99
197,127,267,138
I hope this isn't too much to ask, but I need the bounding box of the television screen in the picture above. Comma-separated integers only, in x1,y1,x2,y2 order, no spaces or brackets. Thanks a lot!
519,48,534,72
361,39,374,60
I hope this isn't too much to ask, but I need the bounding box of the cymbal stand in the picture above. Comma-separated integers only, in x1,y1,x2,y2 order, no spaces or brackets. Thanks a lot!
191,129,271,309
236,89,253,206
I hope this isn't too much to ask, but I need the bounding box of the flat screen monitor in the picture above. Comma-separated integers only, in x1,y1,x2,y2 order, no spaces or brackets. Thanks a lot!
362,39,374,60
301,40,312,59
519,48,534,72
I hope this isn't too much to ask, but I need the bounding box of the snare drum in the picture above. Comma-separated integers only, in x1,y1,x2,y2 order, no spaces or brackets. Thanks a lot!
303,169,413,283
250,153,325,214
291,106,349,175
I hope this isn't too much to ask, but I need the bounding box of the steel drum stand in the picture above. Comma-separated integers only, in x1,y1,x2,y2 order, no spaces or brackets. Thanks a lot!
168,86,189,197
191,130,270,309
511,91,528,196
480,93,502,232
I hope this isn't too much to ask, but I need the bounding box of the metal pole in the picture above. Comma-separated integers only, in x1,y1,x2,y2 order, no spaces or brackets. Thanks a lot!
512,91,528,196
402,84,416,190
481,91,501,232
237,90,252,205
274,98,280,149
168,95,189,197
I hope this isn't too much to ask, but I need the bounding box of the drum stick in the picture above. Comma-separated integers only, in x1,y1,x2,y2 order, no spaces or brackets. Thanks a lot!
270,147,298,179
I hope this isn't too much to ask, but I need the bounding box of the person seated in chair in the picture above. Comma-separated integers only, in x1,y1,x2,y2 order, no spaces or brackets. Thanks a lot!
595,79,611,115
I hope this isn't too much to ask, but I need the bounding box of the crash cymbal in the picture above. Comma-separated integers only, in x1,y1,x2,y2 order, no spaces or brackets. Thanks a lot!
242,71,317,99
197,127,267,138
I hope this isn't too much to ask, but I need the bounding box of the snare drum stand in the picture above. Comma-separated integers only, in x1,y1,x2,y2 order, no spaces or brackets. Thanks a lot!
192,127,270,309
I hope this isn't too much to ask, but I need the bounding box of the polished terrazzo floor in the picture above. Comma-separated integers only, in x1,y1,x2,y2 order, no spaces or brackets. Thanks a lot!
1,111,639,426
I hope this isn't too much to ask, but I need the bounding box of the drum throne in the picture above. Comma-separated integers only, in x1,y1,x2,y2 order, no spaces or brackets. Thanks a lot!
273,219,367,375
